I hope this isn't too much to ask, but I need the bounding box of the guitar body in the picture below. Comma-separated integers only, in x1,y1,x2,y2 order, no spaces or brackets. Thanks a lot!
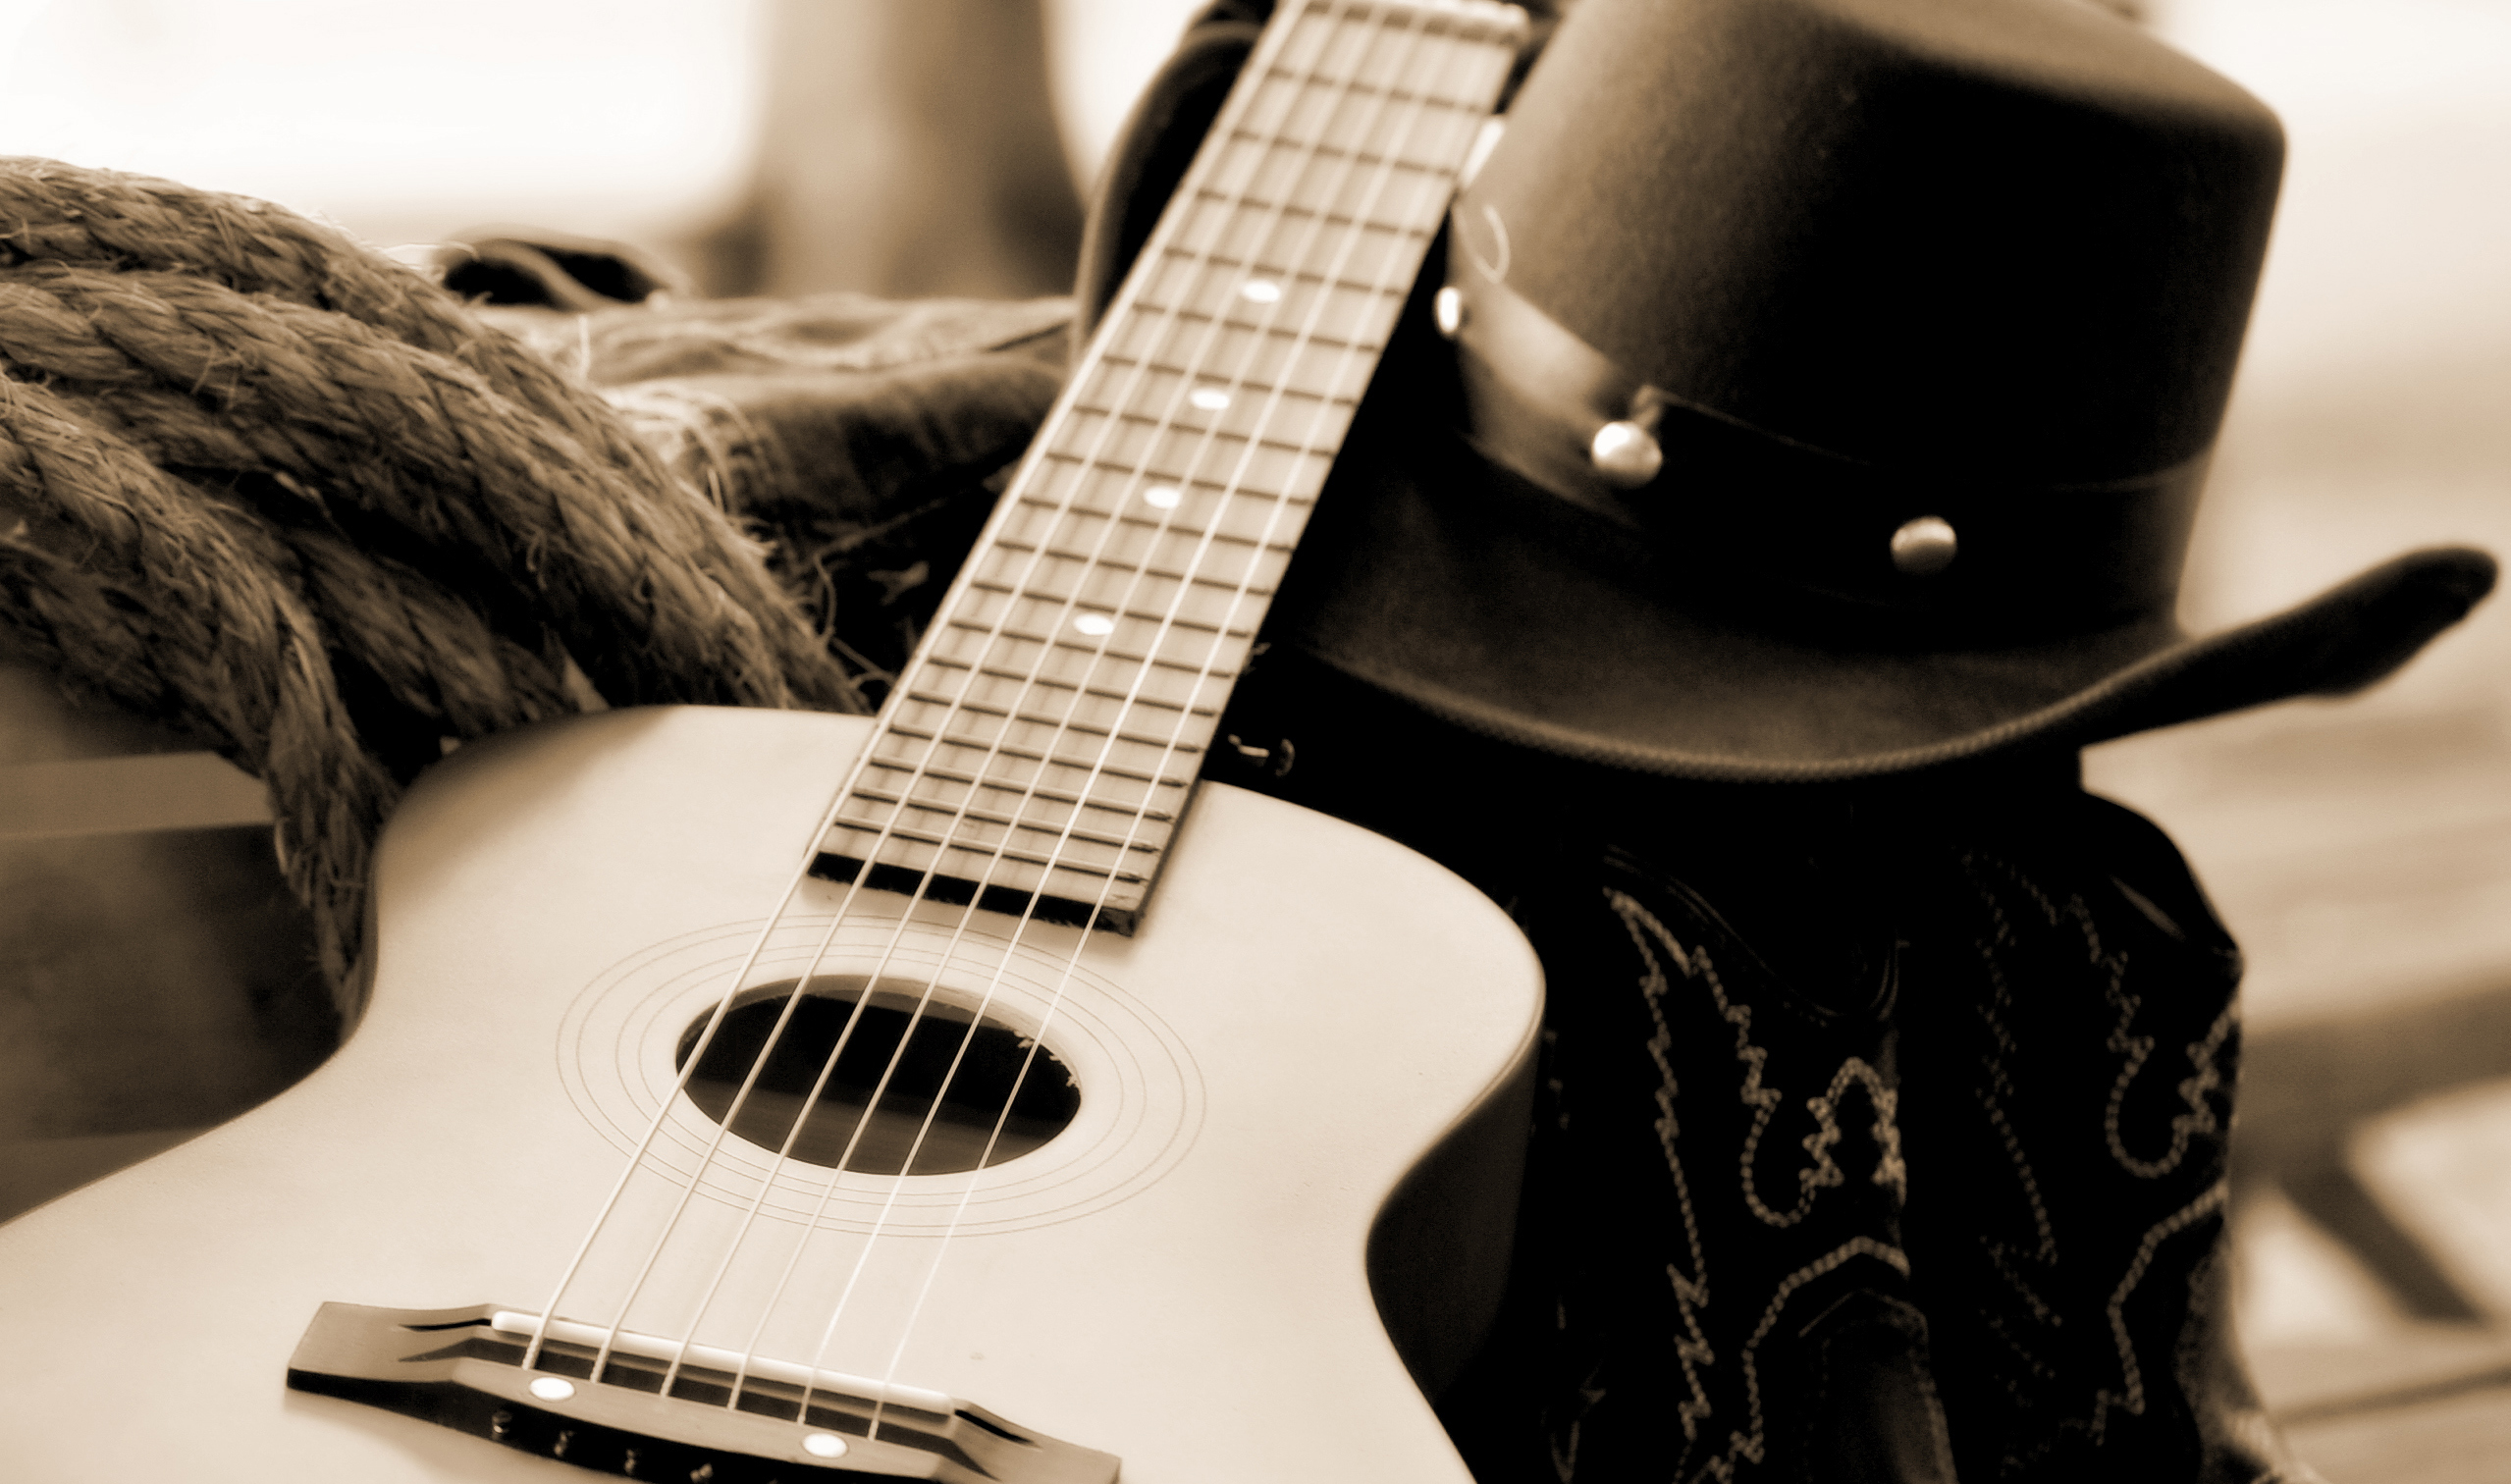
0,706,1542,1481
0,5,1541,1473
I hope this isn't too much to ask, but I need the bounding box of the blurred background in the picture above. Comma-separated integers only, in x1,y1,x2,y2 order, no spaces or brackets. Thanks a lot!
0,0,2504,1472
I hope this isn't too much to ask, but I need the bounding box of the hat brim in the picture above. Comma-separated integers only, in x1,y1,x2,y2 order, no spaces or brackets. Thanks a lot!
1267,425,2496,782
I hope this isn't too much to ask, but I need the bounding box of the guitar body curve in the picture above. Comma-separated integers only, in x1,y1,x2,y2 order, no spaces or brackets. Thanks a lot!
0,706,1543,1482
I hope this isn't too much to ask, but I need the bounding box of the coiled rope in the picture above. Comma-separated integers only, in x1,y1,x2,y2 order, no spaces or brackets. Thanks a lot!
0,157,866,1003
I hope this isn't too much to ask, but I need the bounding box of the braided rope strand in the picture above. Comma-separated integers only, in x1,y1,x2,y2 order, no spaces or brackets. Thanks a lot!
0,262,851,711
0,158,671,489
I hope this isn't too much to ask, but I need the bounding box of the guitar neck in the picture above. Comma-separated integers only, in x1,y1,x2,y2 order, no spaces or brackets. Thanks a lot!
814,0,1526,931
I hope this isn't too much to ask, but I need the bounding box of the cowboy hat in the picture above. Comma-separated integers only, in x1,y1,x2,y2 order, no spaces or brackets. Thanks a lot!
1088,0,2494,780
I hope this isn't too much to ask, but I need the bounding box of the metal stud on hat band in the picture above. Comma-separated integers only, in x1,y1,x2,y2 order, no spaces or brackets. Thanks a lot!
1891,516,1959,576
1589,420,1664,486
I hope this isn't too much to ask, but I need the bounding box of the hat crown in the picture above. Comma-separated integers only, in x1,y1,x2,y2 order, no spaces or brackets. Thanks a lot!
1464,0,2284,484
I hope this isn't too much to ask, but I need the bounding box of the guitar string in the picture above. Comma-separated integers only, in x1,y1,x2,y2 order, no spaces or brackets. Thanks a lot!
517,779,892,1374
526,0,1500,1415
853,12,1507,1435
823,1,1468,1416
727,0,1464,1419
526,0,1447,1396
603,0,1374,1404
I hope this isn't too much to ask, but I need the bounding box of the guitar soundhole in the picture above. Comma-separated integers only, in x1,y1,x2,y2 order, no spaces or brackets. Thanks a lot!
674,978,1080,1176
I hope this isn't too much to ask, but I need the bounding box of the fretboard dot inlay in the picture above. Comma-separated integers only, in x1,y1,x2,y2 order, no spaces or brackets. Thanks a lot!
1072,613,1117,637
1240,279,1284,303
1188,387,1233,411
1143,485,1184,509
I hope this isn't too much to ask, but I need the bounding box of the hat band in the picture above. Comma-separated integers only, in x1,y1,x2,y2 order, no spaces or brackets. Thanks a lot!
1435,254,2210,640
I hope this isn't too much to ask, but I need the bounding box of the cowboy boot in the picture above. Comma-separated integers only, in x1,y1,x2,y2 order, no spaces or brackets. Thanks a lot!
1894,783,2319,1482
1214,657,1958,1483
1476,826,1958,1484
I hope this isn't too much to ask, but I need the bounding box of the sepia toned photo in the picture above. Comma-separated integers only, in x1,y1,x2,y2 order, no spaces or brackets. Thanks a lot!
1,1,2503,1478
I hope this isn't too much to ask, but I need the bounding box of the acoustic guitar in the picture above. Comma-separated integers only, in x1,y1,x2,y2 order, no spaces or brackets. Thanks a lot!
0,2,1540,1480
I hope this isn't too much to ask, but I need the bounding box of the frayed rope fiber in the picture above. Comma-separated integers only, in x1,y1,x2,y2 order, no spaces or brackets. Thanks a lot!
0,157,869,1004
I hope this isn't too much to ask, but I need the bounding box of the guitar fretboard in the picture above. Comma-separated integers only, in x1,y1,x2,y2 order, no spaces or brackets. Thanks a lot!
816,0,1526,930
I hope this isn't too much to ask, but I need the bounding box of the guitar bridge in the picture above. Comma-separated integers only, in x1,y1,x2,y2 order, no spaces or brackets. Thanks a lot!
286,1302,1118,1483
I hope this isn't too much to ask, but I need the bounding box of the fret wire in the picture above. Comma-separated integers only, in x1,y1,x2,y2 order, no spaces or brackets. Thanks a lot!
979,544,1283,601
954,556,1275,610
854,753,1188,809
1012,513,1309,546
872,748,1198,802
911,653,1235,716
1153,227,1433,286
1069,361,1365,403
870,729,1209,787
843,816,1181,864
1192,160,1452,234
1139,246,1424,286
906,661,1222,720
1111,310,1365,356
875,724,1200,788
843,783,1185,828
834,816,1175,874
1185,203,1446,255
958,586,1257,642
1045,417,1357,495
848,778,1182,831
850,774,1189,832
1253,70,1491,113
1220,124,1473,174
1006,496,1316,538
1053,402,1361,443
1017,461,1321,521
1034,422,1340,505
1195,179,1456,232
832,802,1169,861
880,703,1220,764
1133,252,1406,318
1145,238,1425,276
894,691,1222,753
1094,347,1374,406
1018,512,1301,556
930,617,1250,675
822,824,1150,884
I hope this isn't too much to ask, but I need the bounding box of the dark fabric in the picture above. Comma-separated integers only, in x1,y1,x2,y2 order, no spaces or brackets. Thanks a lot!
1213,652,2306,1482
434,226,691,311
476,291,1071,690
